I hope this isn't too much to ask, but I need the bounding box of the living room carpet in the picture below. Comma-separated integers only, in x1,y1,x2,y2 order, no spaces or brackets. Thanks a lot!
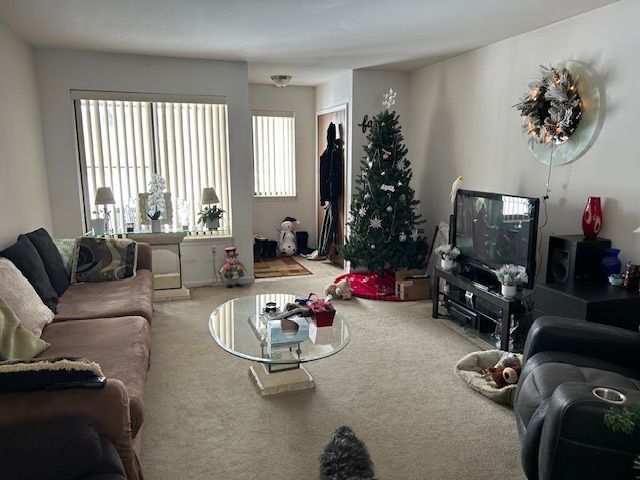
254,255,312,278
142,259,524,479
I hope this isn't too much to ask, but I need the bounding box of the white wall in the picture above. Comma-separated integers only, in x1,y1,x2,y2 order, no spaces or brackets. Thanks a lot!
249,84,317,246
408,0,640,279
0,25,51,249
33,49,254,280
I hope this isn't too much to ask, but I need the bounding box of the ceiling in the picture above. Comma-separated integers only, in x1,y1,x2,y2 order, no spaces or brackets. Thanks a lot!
0,0,620,86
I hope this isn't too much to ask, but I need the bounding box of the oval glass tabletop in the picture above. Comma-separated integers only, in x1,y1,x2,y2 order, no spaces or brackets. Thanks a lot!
209,294,350,365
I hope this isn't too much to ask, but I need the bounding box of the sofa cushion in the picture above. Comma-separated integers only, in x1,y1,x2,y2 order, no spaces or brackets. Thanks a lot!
0,297,50,361
71,238,138,284
39,316,150,437
0,258,54,337
23,228,70,296
1,237,59,312
54,238,77,277
55,270,154,323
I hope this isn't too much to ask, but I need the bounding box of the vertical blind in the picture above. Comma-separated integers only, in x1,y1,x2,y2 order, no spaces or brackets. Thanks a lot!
76,97,231,234
252,112,296,197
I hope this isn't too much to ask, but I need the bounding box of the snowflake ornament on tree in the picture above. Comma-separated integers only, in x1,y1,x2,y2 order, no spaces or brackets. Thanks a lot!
382,88,397,109
369,216,383,229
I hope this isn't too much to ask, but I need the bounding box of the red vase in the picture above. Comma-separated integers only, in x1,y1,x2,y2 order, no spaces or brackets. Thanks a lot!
582,196,603,239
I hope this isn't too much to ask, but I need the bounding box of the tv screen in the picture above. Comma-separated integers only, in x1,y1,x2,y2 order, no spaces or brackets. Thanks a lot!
453,189,539,288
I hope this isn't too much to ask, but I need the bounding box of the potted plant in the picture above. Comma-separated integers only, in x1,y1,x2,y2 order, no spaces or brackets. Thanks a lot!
434,244,460,271
198,206,224,230
495,264,528,299
147,174,166,233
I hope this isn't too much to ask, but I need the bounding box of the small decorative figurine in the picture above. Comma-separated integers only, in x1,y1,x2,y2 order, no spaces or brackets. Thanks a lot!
219,245,245,287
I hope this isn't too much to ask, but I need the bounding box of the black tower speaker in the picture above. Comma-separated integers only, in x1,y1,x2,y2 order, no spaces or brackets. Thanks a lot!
546,234,611,284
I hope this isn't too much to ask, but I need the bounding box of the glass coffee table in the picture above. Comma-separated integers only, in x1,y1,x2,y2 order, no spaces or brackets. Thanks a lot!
209,294,350,396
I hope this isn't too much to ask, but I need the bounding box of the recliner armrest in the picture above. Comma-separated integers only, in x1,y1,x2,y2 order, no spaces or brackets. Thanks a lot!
0,379,140,480
539,382,640,480
523,316,640,370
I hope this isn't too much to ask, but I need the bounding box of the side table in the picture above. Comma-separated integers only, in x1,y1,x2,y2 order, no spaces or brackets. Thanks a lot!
126,231,190,301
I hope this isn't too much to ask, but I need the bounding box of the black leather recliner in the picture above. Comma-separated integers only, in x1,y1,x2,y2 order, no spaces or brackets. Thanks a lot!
514,316,640,480
0,416,126,480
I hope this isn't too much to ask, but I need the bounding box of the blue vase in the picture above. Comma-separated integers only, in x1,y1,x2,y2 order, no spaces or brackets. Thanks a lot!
601,248,622,282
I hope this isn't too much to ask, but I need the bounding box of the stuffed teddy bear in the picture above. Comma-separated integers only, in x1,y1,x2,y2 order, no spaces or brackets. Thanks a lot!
486,365,521,389
278,216,299,256
325,278,352,300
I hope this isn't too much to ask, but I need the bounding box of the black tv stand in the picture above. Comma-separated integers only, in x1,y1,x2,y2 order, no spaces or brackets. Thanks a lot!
432,266,525,352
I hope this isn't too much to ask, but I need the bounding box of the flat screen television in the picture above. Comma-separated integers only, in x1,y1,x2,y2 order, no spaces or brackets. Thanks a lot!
452,189,540,289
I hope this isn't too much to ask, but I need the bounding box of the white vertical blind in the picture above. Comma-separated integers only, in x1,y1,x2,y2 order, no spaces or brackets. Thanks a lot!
76,97,231,234
252,112,296,197
153,102,231,231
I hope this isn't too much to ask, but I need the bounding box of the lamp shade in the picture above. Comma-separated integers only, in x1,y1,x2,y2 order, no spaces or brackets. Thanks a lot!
94,187,115,205
201,187,219,204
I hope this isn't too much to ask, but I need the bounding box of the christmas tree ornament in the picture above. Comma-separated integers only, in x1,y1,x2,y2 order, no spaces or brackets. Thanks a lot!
399,232,407,242
364,193,372,201
381,171,385,176
358,206,367,217
369,216,382,229
370,244,376,250
380,184,395,193
397,181,402,186
382,149,391,160
386,205,393,213
368,161,373,168
368,142,372,148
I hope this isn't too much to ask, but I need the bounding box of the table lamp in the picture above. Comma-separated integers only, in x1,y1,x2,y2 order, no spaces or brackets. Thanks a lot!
95,187,115,234
201,187,219,205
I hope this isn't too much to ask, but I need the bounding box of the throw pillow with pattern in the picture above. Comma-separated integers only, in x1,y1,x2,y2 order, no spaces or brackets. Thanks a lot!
71,238,138,283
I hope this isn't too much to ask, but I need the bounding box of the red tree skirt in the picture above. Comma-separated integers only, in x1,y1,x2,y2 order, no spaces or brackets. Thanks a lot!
334,270,403,302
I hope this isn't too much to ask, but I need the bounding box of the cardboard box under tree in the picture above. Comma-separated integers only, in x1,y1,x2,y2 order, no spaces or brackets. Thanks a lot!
396,276,432,301
395,268,428,282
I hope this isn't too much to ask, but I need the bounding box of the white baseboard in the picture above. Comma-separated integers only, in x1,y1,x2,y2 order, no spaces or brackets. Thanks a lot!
184,276,255,288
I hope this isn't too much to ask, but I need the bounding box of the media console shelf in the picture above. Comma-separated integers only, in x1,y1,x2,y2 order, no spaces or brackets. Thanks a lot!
432,267,524,352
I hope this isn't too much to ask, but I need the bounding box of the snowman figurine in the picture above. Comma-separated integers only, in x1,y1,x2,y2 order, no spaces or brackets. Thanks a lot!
278,217,299,256
219,245,245,287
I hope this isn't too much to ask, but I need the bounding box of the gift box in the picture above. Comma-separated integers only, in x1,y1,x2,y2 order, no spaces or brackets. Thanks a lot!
307,297,336,327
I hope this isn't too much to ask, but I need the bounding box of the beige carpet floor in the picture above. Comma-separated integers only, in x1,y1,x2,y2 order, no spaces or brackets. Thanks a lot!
141,259,524,480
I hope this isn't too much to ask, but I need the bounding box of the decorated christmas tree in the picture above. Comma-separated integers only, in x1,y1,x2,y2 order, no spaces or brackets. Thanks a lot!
339,90,428,272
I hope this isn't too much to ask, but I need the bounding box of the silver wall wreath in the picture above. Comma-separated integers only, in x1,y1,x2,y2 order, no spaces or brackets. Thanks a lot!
526,61,604,166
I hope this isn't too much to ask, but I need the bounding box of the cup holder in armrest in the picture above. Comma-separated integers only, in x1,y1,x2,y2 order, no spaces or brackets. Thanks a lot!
592,387,626,404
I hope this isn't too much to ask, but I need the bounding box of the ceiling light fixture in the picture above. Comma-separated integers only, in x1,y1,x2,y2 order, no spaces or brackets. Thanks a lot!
271,75,292,88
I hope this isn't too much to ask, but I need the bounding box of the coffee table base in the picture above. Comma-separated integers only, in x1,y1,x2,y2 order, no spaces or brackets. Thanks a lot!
249,364,315,396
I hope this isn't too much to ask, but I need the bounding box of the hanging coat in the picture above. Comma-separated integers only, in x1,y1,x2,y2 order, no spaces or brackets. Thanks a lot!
319,122,342,205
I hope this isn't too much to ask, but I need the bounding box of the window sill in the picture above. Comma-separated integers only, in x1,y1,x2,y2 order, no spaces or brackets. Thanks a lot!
254,195,298,201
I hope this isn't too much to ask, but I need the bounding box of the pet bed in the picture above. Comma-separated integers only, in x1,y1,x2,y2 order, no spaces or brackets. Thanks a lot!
454,350,523,406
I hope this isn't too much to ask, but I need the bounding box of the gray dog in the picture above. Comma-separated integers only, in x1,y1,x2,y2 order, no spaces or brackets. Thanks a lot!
319,426,376,480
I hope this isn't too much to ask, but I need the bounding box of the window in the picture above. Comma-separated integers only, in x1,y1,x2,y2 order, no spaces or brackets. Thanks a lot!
251,111,295,197
73,92,231,234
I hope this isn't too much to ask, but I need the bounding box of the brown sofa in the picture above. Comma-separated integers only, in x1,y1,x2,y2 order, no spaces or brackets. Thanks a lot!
0,242,154,480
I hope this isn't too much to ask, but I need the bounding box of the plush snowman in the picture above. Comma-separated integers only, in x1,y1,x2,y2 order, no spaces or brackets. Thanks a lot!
278,217,299,256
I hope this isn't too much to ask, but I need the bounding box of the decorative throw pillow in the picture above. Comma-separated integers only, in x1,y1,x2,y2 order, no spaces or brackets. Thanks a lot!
22,228,70,296
0,297,49,360
71,238,138,283
0,258,55,337
53,238,77,278
0,357,105,393
1,236,59,312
